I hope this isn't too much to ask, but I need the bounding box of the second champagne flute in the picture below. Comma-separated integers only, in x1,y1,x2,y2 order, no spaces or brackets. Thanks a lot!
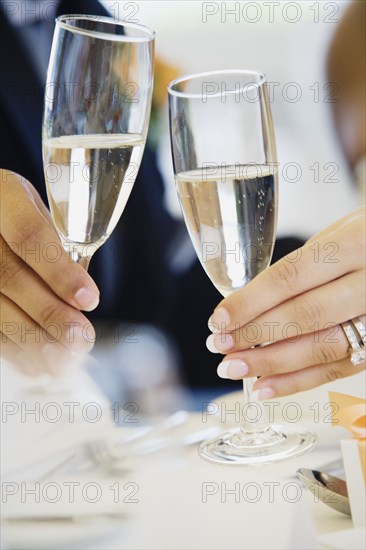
168,70,316,465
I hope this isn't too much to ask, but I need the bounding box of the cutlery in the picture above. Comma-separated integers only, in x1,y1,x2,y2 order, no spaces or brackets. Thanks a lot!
2,513,125,523
88,425,221,472
297,468,351,516
87,410,190,469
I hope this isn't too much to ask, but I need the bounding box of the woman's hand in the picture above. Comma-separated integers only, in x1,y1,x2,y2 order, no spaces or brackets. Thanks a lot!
206,207,366,397
0,170,100,376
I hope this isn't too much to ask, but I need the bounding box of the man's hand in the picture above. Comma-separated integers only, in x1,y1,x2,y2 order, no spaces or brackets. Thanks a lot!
206,207,366,397
0,170,100,375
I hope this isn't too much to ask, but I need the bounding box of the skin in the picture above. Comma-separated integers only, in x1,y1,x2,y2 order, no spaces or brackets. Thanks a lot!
207,207,365,397
0,54,177,377
0,170,100,376
206,0,366,397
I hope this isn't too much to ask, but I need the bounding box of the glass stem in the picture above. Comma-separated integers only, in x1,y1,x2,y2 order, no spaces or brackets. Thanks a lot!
68,248,91,272
240,377,271,435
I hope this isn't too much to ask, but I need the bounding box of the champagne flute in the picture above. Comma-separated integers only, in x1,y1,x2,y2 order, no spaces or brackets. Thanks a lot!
38,15,153,388
168,70,316,465
43,15,154,270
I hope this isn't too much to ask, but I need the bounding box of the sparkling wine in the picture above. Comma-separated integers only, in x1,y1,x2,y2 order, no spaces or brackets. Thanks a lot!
43,134,145,254
175,164,277,296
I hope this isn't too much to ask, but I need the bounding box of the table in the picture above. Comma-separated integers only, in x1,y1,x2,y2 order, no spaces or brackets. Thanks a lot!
2,370,365,550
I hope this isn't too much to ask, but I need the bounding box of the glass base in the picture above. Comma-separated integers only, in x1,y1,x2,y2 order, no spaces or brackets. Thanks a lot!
199,424,317,465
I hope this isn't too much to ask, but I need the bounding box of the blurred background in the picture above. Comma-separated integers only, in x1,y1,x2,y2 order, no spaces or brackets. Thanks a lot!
101,0,360,237
90,0,362,413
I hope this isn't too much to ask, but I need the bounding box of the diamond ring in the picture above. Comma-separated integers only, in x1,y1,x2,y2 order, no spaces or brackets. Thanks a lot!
341,318,366,366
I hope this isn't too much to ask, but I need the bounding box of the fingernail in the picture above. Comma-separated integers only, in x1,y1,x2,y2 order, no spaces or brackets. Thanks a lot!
74,288,100,311
208,317,220,333
206,333,234,353
251,388,276,401
208,307,230,332
65,324,95,353
217,360,249,379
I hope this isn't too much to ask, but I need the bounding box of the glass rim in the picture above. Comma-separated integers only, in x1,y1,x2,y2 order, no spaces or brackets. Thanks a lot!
56,14,155,43
168,69,266,99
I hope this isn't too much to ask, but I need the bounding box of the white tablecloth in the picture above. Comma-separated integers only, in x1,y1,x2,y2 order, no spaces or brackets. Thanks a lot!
1,369,365,550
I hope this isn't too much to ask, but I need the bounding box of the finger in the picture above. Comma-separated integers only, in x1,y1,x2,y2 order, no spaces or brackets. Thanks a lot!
0,294,71,376
209,210,365,331
0,333,40,376
0,171,100,311
207,270,365,353
251,356,365,399
23,177,54,225
216,322,353,380
306,206,365,243
1,237,95,353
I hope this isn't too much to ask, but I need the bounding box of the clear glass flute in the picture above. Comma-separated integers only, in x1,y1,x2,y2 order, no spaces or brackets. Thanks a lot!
37,15,154,389
168,70,316,465
43,15,155,270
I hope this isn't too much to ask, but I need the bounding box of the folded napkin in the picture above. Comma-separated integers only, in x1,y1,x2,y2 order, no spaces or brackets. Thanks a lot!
0,359,120,483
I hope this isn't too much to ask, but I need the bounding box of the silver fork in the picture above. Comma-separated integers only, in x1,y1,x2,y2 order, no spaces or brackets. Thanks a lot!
87,410,190,470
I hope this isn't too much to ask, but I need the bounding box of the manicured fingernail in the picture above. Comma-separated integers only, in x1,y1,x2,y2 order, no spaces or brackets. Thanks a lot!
206,333,234,353
217,360,249,379
208,317,220,333
206,334,220,353
74,287,100,311
251,388,276,401
208,307,230,332
65,324,95,353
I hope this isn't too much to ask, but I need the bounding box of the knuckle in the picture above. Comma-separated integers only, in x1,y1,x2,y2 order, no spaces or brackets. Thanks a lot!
288,380,303,395
14,217,43,246
242,323,261,344
259,357,275,376
271,260,300,292
319,365,344,384
311,342,339,365
39,302,62,327
294,298,324,328
0,255,23,292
